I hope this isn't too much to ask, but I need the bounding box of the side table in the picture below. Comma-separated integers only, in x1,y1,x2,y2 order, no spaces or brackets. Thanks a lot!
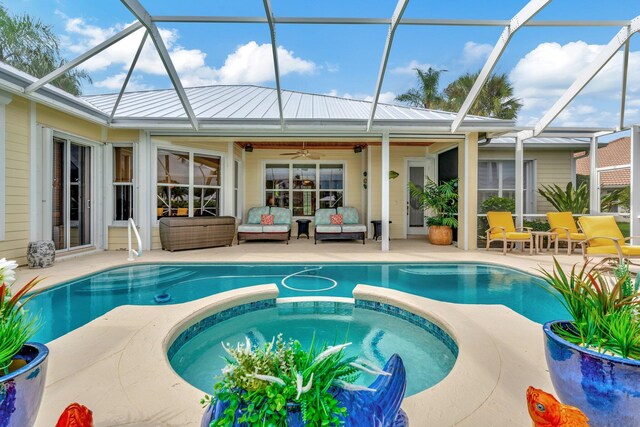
371,220,392,241
531,231,559,255
296,219,312,239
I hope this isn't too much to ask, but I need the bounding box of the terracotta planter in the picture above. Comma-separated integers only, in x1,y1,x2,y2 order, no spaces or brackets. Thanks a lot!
428,226,452,245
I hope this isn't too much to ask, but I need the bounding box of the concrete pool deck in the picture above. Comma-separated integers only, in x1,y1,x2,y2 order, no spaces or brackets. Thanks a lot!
13,238,580,426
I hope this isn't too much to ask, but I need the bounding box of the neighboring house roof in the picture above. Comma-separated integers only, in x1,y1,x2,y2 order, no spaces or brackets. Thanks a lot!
575,137,630,187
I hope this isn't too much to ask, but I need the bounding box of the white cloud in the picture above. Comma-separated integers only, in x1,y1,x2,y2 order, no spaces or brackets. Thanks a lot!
211,41,315,85
460,41,493,65
57,14,316,89
94,73,150,91
391,60,437,75
509,41,640,126
324,89,396,104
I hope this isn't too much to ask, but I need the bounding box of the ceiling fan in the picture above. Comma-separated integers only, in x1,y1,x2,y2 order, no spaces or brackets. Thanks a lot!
280,142,324,160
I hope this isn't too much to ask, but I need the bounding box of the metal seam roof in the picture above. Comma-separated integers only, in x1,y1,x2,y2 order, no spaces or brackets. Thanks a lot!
80,84,513,124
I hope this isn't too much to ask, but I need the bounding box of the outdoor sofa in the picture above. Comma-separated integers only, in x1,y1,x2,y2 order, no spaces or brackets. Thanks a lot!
159,216,235,251
237,206,291,244
314,207,366,244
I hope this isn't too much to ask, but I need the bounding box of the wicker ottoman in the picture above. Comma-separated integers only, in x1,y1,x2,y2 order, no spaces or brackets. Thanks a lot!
27,240,56,268
159,216,236,251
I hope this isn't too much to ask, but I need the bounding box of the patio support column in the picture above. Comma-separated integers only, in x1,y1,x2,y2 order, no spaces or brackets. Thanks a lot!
515,135,524,228
459,133,478,250
0,91,11,241
631,125,640,244
224,141,235,216
381,132,390,251
589,136,599,215
138,130,152,251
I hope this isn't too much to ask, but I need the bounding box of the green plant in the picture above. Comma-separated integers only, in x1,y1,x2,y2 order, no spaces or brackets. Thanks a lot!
538,182,589,214
480,196,515,214
538,259,640,359
523,219,549,232
601,186,630,212
205,334,387,426
0,258,42,374
408,178,458,228
612,261,640,298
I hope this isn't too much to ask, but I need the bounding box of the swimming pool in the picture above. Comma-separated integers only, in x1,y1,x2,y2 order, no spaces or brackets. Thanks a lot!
169,301,457,397
29,262,567,343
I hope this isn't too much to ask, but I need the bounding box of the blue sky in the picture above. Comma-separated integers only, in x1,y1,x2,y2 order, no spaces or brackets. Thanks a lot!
6,1,640,129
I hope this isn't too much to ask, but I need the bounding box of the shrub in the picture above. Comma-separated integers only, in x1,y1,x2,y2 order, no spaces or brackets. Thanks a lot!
538,259,640,359
538,182,589,214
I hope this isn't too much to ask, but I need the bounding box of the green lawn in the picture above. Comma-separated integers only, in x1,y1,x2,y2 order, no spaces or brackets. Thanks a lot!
617,221,630,238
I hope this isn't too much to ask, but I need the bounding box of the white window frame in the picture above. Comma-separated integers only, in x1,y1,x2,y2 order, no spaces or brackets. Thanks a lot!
262,160,347,218
48,130,104,252
0,93,10,241
108,143,137,226
153,142,226,222
478,159,536,214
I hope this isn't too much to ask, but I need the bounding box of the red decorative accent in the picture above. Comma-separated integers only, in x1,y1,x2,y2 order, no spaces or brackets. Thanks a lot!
260,214,275,225
55,403,94,427
526,387,589,427
330,214,343,225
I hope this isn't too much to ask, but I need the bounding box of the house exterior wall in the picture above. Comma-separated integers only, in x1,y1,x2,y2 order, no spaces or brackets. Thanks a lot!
36,104,102,141
478,148,574,215
243,147,363,236
1,96,30,264
368,145,430,239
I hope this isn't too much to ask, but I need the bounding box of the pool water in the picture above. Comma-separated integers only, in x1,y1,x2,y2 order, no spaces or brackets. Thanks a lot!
169,303,457,397
29,262,568,343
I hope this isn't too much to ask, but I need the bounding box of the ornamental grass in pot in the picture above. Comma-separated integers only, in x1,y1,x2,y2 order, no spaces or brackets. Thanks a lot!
538,258,640,427
201,334,407,427
408,178,458,245
0,258,48,426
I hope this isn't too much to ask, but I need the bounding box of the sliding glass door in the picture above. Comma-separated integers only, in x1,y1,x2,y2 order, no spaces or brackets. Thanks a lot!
52,137,92,251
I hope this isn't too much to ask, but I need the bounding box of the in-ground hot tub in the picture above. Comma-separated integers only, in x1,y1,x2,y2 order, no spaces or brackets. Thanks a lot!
168,299,458,397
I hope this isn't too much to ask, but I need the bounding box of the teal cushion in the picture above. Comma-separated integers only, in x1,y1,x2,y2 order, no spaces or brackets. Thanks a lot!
269,207,291,225
337,207,359,224
247,206,270,224
262,224,290,233
238,224,263,233
341,224,366,233
316,224,342,233
315,208,335,225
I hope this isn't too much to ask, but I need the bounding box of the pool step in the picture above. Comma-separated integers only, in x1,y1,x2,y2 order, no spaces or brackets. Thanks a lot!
74,268,196,294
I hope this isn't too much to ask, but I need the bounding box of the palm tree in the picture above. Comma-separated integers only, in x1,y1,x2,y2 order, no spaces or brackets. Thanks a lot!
443,71,522,119
0,5,90,95
395,67,447,110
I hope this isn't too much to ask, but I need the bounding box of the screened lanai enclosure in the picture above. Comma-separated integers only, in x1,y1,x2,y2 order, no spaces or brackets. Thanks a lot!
0,0,639,256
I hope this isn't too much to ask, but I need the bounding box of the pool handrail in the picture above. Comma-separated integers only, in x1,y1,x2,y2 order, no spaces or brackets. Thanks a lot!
128,217,142,261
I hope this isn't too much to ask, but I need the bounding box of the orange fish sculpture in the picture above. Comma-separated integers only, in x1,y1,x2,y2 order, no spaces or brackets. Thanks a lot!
55,403,94,427
526,386,589,427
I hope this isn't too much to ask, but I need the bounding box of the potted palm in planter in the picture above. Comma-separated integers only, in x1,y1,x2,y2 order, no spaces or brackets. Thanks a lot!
408,178,458,245
201,335,407,427
538,259,640,427
0,258,48,427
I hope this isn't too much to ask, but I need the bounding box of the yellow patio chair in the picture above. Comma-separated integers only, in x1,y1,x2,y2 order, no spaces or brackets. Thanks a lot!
546,212,585,255
485,211,534,255
577,215,640,262
176,207,188,216
157,207,165,218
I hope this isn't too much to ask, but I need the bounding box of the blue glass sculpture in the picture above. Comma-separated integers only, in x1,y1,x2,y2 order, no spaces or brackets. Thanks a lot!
202,354,408,427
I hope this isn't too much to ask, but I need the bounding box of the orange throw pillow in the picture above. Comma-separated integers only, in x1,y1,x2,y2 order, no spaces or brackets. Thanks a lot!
261,214,275,225
330,214,343,225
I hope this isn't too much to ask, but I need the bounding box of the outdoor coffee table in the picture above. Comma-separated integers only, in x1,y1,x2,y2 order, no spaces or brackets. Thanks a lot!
531,231,559,255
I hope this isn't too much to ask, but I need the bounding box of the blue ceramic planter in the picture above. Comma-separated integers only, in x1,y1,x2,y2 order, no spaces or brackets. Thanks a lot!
543,321,640,427
0,343,49,427
203,354,408,427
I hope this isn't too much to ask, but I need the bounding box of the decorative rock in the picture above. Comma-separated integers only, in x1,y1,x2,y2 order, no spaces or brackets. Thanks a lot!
27,240,55,268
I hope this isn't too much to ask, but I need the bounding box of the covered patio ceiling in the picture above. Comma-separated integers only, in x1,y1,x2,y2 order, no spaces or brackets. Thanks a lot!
0,0,637,140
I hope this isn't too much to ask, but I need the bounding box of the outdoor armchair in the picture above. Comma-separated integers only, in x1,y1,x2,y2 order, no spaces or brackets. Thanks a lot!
577,215,640,262
546,212,585,255
485,211,534,255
